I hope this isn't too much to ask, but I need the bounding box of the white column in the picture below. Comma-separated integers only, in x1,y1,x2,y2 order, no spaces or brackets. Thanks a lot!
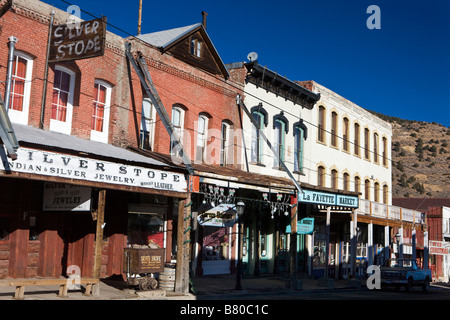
399,227,404,259
384,226,390,263
368,223,373,266
424,231,429,269
412,228,416,261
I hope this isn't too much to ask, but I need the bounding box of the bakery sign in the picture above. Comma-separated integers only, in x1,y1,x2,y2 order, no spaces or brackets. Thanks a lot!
0,147,187,193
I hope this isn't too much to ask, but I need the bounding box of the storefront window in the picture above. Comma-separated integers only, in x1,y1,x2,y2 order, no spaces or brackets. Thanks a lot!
0,217,10,241
202,226,230,260
127,213,165,248
313,237,326,268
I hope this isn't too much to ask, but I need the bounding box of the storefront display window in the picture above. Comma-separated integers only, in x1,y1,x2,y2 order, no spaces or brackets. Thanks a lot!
202,226,230,260
313,236,326,268
127,213,165,248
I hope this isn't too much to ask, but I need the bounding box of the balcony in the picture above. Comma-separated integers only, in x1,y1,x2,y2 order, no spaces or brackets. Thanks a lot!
356,199,426,225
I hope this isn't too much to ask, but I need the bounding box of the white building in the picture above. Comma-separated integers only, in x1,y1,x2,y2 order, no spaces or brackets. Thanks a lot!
227,60,424,279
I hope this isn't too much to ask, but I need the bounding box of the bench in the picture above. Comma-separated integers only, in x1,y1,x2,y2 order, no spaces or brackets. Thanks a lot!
0,277,100,299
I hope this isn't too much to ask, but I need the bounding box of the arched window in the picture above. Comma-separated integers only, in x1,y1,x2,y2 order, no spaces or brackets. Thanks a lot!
382,137,388,167
318,166,325,187
365,179,371,200
374,182,380,202
318,106,326,143
343,117,349,151
91,80,112,143
251,110,265,163
220,121,232,166
383,184,389,204
354,176,361,194
364,128,370,160
273,117,287,169
50,65,75,135
331,111,338,147
196,114,209,162
354,123,360,156
293,121,307,173
343,172,350,191
140,97,156,150
8,51,33,125
170,105,185,156
373,132,379,163
331,169,338,189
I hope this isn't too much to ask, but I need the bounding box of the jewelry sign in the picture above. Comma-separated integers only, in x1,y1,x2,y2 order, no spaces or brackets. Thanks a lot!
49,17,107,62
1,147,187,193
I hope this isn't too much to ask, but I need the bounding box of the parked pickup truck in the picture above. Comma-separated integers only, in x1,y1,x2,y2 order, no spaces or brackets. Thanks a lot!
380,259,432,292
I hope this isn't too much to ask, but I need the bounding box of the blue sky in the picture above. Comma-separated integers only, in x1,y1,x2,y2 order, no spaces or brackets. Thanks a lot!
43,0,450,127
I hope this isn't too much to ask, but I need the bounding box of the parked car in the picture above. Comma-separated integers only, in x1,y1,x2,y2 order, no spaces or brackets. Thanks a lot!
380,259,432,292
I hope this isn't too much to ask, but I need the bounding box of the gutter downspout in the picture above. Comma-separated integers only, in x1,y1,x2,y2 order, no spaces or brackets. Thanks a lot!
40,10,54,129
4,36,17,113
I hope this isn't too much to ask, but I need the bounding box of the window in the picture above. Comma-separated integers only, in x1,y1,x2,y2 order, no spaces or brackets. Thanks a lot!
220,121,231,166
91,80,111,143
190,37,202,58
140,97,156,150
318,106,326,143
373,133,379,163
196,114,209,162
364,128,370,160
382,137,388,167
251,111,265,163
50,66,75,134
273,119,286,169
343,117,349,151
365,179,371,200
343,172,350,191
8,52,33,125
354,176,361,194
318,166,325,187
331,169,338,189
354,123,360,156
294,125,305,173
170,105,185,157
331,111,338,147
383,184,389,204
374,182,380,202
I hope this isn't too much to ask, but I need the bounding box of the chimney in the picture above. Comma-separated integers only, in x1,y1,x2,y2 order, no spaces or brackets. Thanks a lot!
201,11,208,29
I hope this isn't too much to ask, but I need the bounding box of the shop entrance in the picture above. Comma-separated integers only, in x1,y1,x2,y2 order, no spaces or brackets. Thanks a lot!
59,212,96,278
201,226,232,275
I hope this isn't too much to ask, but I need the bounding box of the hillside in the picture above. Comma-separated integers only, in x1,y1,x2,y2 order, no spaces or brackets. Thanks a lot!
369,111,450,199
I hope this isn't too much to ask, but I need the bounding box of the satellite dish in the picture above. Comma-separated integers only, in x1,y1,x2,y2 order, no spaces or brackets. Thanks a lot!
247,52,258,62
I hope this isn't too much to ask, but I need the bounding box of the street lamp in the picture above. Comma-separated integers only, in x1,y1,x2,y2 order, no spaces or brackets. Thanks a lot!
235,201,245,290
395,232,401,260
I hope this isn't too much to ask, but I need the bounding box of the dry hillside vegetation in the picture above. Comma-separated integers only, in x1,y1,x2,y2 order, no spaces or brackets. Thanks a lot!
369,111,450,198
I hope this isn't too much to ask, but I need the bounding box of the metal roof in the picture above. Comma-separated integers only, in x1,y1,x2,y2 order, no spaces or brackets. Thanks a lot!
137,23,201,48
12,123,174,169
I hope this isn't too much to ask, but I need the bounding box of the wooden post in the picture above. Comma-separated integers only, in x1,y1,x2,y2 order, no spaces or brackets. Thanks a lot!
324,206,331,278
92,189,106,295
289,194,298,288
175,193,191,293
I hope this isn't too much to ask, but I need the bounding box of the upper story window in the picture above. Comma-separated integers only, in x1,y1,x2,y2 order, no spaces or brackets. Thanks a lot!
364,179,371,200
251,110,265,164
382,136,388,167
190,37,202,58
294,126,306,172
317,166,325,187
364,128,370,160
373,132,379,163
331,111,338,147
318,106,326,143
91,80,111,143
331,169,338,189
50,66,75,135
196,114,209,162
343,117,349,152
220,121,232,166
140,97,156,150
343,172,350,191
374,182,380,202
273,118,287,169
354,122,360,156
170,105,185,157
8,51,33,125
354,175,361,194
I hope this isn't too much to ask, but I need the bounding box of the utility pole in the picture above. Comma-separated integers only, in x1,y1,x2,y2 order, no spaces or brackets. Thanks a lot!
137,0,142,35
